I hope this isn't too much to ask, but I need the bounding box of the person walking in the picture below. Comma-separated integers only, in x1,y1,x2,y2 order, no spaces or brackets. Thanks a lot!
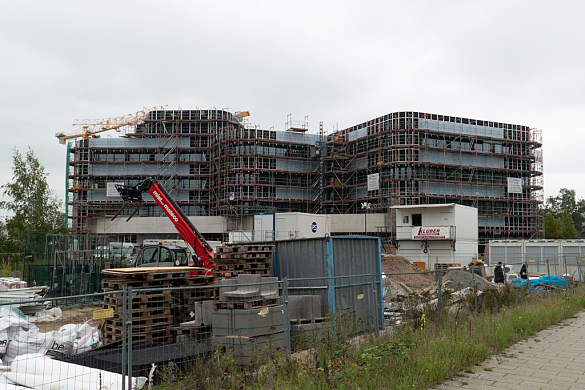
494,262,505,284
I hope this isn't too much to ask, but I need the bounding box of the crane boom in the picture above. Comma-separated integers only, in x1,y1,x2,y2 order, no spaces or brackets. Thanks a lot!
55,106,166,144
111,178,214,270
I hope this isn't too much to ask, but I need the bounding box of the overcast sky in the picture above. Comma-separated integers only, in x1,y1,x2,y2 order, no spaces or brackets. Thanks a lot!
1,0,583,209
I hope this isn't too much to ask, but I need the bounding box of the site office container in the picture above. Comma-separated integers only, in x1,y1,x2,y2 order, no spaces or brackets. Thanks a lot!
272,236,383,332
488,240,585,280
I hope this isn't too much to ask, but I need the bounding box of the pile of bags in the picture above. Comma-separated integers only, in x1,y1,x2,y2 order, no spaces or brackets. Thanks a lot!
0,307,102,364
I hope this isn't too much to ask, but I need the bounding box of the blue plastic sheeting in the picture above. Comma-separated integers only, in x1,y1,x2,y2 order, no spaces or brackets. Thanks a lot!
510,275,566,289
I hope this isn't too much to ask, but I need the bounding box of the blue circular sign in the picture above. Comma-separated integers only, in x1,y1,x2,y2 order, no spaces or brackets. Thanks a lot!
311,222,317,233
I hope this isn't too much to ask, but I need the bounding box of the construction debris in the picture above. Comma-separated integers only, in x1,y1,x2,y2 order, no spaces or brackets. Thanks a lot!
442,269,494,293
0,278,49,316
381,256,436,294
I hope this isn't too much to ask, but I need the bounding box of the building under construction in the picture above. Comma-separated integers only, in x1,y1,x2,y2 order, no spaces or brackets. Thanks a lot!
64,109,543,247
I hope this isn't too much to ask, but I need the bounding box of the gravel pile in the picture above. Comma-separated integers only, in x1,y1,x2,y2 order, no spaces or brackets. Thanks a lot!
443,269,493,292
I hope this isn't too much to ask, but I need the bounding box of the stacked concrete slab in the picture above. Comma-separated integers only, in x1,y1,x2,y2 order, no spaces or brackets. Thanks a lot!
212,274,285,365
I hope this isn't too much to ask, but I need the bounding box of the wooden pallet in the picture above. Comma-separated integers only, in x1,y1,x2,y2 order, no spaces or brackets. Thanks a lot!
172,325,212,337
101,268,216,345
216,254,272,262
103,303,170,314
105,311,172,325
103,292,171,306
434,263,461,270
216,245,275,254
213,297,281,310
171,288,217,300
216,262,269,271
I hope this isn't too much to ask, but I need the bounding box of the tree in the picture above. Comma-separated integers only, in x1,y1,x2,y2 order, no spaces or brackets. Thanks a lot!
561,209,578,239
544,188,585,237
544,212,562,239
0,148,67,253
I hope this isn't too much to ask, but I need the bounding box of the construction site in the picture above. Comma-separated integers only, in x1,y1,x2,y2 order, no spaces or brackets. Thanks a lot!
60,107,544,249
0,107,548,388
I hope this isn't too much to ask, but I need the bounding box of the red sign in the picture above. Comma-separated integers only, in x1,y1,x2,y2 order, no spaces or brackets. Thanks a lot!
412,227,449,239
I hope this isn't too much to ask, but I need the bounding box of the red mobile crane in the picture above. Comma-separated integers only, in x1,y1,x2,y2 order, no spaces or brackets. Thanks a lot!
111,178,215,274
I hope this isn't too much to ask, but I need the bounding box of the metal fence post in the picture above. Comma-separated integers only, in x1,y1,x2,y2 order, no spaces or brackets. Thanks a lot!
370,272,379,335
547,261,552,290
436,268,442,334
122,286,127,390
127,285,133,390
282,278,291,357
472,267,477,310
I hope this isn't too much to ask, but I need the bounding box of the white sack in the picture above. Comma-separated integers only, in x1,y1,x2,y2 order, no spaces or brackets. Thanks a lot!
6,372,109,390
10,354,147,390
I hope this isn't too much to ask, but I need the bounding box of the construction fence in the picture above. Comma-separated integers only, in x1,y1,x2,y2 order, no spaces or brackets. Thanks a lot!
0,263,575,389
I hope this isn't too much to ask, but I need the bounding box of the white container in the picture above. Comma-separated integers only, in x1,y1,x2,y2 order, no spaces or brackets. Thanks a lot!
274,212,331,240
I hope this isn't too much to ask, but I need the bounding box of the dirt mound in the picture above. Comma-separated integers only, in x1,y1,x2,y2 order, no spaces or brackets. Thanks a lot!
382,256,436,293
443,269,493,292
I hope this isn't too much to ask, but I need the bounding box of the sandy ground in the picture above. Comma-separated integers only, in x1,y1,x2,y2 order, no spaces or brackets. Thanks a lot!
34,303,103,333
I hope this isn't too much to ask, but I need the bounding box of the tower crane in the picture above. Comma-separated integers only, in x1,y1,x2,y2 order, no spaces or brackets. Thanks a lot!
55,106,166,144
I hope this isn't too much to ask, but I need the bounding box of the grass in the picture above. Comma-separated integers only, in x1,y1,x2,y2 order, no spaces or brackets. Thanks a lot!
157,284,585,390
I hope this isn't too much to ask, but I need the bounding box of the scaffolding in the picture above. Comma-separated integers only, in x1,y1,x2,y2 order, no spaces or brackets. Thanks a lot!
67,109,543,246
324,111,544,245
68,109,321,240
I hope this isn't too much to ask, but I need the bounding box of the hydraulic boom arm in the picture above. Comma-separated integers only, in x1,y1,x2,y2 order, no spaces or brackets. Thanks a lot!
112,178,214,269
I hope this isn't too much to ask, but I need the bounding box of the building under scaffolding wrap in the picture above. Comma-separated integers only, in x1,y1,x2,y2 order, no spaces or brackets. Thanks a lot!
67,109,543,247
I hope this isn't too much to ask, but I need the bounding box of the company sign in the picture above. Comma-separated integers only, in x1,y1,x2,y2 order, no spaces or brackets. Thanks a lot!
412,226,451,240
367,173,379,191
507,177,522,194
311,221,317,233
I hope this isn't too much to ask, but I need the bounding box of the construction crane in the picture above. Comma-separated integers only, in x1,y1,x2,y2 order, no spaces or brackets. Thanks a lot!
55,106,166,145
234,111,250,120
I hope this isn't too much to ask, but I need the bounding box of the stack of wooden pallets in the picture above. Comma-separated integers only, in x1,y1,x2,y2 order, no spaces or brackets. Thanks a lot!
101,267,214,345
434,263,462,271
214,244,275,279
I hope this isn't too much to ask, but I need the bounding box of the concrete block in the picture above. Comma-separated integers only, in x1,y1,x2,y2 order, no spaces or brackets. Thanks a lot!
212,305,284,337
291,322,328,348
223,274,262,301
260,277,279,299
213,332,287,365
288,295,322,320
218,279,238,301
185,300,214,326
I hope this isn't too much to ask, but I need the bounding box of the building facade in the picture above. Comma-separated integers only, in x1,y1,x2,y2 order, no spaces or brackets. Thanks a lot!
67,109,543,247
322,111,543,247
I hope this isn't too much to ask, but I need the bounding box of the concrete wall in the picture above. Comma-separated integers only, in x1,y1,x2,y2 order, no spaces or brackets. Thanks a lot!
91,216,228,235
90,213,386,236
